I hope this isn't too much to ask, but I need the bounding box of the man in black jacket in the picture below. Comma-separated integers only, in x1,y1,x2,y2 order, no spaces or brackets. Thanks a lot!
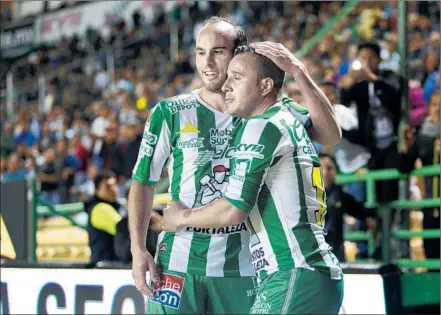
340,41,401,204
84,170,122,264
320,153,377,262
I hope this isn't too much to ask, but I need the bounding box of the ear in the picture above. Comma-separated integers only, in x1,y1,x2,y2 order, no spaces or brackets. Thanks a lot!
260,78,274,97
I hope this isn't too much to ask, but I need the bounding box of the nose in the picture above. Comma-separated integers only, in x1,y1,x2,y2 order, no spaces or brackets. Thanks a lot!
204,51,215,68
222,78,232,93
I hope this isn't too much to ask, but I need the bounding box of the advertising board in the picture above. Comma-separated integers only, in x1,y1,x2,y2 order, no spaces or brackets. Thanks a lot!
0,268,386,314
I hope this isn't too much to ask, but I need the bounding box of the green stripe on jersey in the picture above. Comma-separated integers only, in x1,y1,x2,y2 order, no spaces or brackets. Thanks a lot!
187,104,216,273
257,183,295,270
170,145,184,201
223,233,241,277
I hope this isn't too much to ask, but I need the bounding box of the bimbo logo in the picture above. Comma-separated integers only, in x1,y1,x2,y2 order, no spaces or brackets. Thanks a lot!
153,273,184,309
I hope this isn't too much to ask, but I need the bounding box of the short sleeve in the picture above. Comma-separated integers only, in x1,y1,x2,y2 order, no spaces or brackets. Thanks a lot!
225,119,286,212
132,104,171,185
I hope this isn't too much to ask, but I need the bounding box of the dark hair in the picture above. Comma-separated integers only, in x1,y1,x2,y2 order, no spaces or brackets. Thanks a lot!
233,45,285,91
94,169,116,189
204,16,248,51
318,153,338,170
358,41,381,59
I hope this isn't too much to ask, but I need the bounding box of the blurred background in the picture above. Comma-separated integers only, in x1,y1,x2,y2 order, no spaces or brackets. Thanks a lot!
0,1,439,314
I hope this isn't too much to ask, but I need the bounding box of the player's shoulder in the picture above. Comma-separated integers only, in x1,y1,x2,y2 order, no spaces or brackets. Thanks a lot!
244,109,285,138
281,95,309,115
154,91,200,116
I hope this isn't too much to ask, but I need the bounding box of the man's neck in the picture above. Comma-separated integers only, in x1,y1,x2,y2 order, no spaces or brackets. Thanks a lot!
249,95,280,118
197,87,226,112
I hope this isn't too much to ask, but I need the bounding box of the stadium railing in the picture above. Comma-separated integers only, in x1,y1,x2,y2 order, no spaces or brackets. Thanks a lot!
32,165,440,269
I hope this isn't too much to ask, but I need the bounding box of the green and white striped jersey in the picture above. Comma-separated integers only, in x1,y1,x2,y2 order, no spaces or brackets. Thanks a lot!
224,103,343,281
132,91,312,277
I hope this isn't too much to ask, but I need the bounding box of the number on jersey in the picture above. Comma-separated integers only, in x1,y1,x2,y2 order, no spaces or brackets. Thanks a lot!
312,166,327,226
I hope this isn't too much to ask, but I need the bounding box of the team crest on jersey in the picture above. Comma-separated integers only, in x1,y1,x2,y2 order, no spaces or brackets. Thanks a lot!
153,273,185,309
159,242,168,253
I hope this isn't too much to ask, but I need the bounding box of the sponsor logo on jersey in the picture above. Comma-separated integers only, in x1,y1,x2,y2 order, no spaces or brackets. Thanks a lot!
177,121,200,134
143,131,158,145
153,273,185,309
213,144,235,159
166,99,200,115
185,222,248,235
250,292,272,314
233,144,265,159
209,128,232,147
176,138,204,149
251,247,270,272
159,242,168,253
140,140,154,157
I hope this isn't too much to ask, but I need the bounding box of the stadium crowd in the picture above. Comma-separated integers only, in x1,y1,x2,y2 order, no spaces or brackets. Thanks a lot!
0,1,439,262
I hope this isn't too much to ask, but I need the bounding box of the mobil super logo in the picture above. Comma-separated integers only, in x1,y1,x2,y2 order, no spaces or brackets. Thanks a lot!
153,273,185,309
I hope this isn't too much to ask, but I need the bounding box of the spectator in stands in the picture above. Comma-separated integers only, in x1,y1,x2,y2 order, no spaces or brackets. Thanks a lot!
84,170,123,264
39,123,57,152
1,122,15,158
93,122,121,174
423,65,440,103
70,132,89,186
320,81,370,202
14,120,37,149
118,90,139,126
90,102,112,140
55,138,80,203
320,153,377,262
399,92,440,259
1,153,27,182
39,148,60,205
340,41,401,206
121,124,142,184
72,163,98,201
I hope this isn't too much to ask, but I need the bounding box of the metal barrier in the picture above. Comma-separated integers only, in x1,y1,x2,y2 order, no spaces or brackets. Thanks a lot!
32,165,440,268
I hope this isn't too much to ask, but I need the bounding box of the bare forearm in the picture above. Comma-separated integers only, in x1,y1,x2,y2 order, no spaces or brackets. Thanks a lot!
128,181,155,254
293,69,342,145
180,198,245,229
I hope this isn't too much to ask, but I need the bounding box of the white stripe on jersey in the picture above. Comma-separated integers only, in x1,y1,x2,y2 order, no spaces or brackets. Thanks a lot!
177,107,199,208
206,236,227,277
150,120,171,181
238,229,256,276
168,232,193,273
249,206,278,273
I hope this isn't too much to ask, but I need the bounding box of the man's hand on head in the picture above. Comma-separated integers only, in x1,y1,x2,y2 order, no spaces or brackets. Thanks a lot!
250,41,306,77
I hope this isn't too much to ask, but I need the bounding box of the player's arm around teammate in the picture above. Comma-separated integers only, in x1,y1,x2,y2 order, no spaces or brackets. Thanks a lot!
250,41,342,146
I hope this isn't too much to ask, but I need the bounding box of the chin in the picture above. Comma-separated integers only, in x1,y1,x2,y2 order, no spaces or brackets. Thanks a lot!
204,82,224,93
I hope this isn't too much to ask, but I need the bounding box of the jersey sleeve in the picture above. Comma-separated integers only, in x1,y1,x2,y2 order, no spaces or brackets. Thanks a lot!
132,103,171,185
224,119,287,213
281,95,313,136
